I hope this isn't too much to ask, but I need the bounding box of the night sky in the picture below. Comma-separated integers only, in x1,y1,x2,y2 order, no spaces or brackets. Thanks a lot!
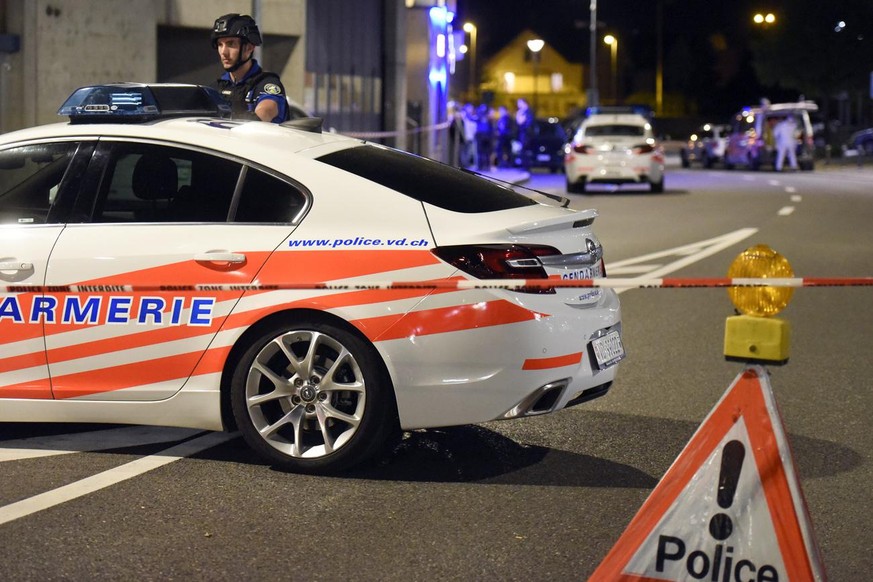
457,0,772,117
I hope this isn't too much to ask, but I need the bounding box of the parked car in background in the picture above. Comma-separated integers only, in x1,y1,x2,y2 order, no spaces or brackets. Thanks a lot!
562,105,654,150
681,123,728,168
847,127,873,155
564,112,665,193
723,101,817,171
515,117,567,172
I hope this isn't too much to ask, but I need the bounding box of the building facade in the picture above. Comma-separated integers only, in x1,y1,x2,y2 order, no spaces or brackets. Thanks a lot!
0,0,456,161
480,29,587,119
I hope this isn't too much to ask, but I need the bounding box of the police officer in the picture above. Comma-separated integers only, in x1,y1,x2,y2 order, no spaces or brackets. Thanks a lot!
212,13,288,123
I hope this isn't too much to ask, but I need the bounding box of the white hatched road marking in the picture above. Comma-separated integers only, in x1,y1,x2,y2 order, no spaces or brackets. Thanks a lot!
607,228,758,294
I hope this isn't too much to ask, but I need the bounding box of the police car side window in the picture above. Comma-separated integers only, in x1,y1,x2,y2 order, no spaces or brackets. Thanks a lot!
0,143,79,225
234,167,306,223
93,143,242,223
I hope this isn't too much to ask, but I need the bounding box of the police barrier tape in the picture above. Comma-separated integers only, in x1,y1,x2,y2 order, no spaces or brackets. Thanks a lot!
2,277,873,294
341,120,452,140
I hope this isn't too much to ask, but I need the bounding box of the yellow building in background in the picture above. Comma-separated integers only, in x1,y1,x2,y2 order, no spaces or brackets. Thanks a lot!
480,29,587,119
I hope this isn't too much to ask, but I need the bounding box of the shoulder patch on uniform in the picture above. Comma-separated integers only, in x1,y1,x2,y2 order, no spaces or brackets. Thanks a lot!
264,83,281,95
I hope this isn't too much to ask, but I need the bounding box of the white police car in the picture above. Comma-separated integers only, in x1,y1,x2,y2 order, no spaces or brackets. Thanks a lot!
0,83,623,473
564,113,665,193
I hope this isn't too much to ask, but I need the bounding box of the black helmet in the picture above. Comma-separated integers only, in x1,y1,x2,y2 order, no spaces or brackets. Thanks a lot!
211,14,262,48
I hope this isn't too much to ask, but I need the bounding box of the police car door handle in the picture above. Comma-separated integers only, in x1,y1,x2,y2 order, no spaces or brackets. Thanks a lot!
0,261,33,271
194,252,247,264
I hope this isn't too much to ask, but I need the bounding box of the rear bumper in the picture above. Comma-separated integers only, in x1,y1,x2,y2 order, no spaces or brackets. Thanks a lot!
566,158,662,185
378,289,622,430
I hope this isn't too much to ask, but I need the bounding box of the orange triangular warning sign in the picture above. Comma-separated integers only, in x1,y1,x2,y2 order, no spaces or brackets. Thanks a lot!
589,365,826,581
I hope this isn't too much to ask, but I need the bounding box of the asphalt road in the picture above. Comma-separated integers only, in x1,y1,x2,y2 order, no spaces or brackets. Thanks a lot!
1,164,872,580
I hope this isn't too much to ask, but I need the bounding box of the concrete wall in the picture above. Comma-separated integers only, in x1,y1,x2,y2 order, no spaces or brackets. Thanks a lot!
157,0,306,104
5,0,157,130
0,0,305,132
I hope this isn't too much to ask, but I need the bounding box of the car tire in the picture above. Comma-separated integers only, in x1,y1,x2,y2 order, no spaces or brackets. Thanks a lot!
566,176,586,194
230,316,398,474
650,177,664,193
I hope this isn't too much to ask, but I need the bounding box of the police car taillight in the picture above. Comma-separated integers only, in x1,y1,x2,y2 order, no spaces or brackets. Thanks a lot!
432,244,560,294
573,143,595,154
58,83,231,124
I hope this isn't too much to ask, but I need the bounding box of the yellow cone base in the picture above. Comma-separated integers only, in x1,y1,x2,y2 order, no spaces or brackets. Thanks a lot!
724,315,790,365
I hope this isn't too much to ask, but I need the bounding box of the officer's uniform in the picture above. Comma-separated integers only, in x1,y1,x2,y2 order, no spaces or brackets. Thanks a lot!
216,60,288,123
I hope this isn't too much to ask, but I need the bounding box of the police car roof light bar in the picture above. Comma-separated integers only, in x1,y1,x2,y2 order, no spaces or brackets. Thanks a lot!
58,83,232,124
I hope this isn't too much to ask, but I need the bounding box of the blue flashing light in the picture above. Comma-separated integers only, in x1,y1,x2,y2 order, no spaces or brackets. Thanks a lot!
429,66,447,87
59,85,158,118
58,83,231,124
429,6,448,28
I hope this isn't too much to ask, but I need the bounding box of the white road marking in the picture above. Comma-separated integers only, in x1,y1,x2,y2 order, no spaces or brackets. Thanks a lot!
0,426,201,462
607,264,663,275
768,179,781,186
791,195,802,202
778,206,795,216
786,186,797,193
0,431,236,526
608,228,759,294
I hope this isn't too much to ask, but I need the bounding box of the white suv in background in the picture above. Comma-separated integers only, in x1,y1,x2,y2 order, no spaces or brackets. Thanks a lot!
723,100,818,171
564,113,665,193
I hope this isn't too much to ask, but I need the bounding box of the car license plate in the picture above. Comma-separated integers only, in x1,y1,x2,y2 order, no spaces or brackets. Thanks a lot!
537,154,551,162
591,331,625,369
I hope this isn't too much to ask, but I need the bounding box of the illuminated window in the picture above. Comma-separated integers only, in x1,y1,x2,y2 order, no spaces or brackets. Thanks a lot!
550,73,563,93
503,72,516,93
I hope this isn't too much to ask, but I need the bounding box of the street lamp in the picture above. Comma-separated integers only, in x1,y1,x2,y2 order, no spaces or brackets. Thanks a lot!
463,22,478,99
753,12,776,25
526,38,544,113
656,0,663,115
603,34,618,103
589,0,598,107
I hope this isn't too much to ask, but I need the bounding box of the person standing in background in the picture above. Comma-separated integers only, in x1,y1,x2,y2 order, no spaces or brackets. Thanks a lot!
773,116,798,171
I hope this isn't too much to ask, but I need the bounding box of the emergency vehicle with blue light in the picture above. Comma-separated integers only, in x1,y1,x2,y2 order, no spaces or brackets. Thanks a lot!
0,83,623,473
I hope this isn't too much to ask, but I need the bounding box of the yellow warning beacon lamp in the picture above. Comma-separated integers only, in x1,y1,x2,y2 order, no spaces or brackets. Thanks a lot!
724,245,792,365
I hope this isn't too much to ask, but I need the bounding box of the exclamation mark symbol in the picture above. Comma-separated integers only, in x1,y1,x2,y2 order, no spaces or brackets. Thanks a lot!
708,439,745,541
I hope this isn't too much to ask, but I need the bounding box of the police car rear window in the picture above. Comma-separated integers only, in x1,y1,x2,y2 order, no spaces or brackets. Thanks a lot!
316,145,536,213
